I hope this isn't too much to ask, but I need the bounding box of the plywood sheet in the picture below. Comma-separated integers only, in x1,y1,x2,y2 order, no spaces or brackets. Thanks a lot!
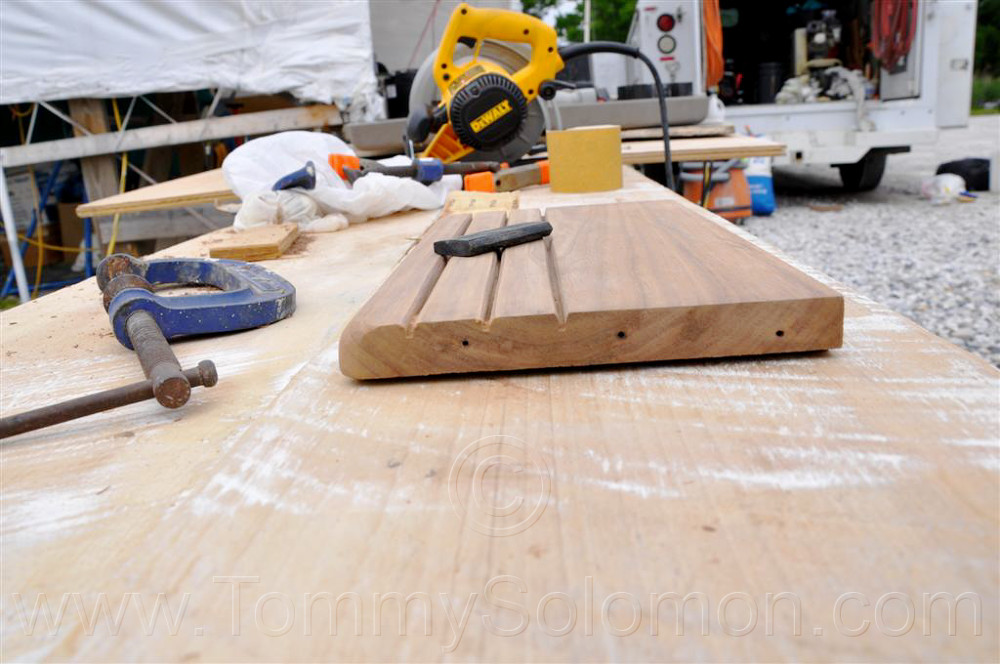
2,166,995,662
340,201,843,378
75,168,238,218
620,134,786,164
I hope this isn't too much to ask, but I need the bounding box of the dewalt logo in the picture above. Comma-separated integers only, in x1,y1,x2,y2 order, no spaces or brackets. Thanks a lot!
470,100,513,133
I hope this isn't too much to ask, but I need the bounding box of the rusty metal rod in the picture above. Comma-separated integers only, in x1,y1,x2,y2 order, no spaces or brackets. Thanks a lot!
125,310,190,408
0,361,217,440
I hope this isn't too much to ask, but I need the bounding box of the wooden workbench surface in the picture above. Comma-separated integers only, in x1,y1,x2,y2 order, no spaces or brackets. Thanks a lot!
4,169,997,661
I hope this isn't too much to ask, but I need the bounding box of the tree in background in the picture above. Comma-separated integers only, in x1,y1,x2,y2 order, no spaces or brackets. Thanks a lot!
522,0,637,43
976,0,999,75
974,0,999,107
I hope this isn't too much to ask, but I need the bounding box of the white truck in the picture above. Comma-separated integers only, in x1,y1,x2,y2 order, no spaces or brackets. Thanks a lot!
614,0,978,190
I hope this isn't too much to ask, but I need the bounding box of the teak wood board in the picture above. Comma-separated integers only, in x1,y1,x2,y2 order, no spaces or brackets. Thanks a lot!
340,201,843,378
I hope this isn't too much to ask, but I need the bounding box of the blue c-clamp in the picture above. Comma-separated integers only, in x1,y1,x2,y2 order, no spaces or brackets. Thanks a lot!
0,255,297,439
99,255,296,349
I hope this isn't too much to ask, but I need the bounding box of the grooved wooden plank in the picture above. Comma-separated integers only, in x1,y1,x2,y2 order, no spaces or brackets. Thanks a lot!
545,202,835,315
338,212,471,379
207,223,299,261
492,208,561,321
368,213,471,328
416,211,508,325
341,200,843,379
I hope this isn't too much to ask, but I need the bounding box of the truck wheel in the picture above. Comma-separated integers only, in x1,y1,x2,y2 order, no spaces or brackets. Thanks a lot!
838,151,887,191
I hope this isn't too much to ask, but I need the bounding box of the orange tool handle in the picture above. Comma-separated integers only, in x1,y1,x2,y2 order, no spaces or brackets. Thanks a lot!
329,154,360,179
464,171,496,193
463,160,548,192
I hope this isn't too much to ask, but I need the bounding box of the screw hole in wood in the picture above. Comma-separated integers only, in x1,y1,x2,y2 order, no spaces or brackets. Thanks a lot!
617,331,626,339
776,330,784,337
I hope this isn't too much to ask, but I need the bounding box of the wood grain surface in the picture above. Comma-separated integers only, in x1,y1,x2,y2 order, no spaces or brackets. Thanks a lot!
75,169,238,218
2,168,996,662
620,134,786,165
340,201,842,379
207,224,300,262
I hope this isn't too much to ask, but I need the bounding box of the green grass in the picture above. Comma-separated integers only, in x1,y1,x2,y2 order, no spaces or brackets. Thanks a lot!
972,75,1000,107
971,107,1000,115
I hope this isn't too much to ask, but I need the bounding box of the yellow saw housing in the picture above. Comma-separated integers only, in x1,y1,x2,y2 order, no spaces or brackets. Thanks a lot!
421,3,564,163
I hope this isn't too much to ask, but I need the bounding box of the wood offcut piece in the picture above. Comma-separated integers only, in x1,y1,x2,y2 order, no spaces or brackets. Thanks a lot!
76,169,238,218
207,223,299,261
340,201,844,379
443,190,519,213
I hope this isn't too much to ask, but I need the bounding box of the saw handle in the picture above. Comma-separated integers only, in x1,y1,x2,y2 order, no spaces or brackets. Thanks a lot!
433,3,562,101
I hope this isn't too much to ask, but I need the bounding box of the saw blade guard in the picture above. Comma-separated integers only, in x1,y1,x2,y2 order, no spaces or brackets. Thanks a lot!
431,3,562,100
408,3,562,164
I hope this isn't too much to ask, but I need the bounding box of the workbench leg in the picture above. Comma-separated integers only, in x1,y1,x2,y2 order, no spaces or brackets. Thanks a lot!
0,164,31,303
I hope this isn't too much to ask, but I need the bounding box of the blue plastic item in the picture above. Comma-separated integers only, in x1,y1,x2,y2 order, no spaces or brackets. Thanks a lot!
272,161,317,191
104,257,296,350
745,152,776,215
747,174,776,215
413,158,445,184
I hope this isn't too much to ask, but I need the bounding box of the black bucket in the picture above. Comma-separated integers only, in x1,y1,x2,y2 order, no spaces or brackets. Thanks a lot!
757,62,784,104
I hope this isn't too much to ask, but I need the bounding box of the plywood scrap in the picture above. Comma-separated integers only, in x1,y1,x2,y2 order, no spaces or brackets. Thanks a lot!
444,190,519,214
207,223,299,261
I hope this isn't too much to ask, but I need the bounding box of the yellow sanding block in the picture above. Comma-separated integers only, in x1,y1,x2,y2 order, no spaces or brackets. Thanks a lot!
547,124,622,193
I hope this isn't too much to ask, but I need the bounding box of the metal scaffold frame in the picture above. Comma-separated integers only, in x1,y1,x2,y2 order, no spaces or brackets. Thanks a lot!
1,95,342,302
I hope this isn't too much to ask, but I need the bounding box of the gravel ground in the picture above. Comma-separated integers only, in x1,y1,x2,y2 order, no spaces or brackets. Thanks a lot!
742,115,1000,366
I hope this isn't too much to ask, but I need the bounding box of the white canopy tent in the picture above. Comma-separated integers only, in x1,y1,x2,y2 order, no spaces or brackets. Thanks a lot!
1,0,381,113
0,0,383,302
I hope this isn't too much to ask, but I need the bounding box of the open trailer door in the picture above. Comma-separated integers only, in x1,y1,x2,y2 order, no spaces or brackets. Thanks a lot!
932,0,977,128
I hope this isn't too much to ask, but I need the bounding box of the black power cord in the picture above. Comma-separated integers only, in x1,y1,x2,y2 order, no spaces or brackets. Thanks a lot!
555,42,675,191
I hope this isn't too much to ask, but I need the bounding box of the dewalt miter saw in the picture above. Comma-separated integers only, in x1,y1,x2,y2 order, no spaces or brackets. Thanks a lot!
406,2,675,188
